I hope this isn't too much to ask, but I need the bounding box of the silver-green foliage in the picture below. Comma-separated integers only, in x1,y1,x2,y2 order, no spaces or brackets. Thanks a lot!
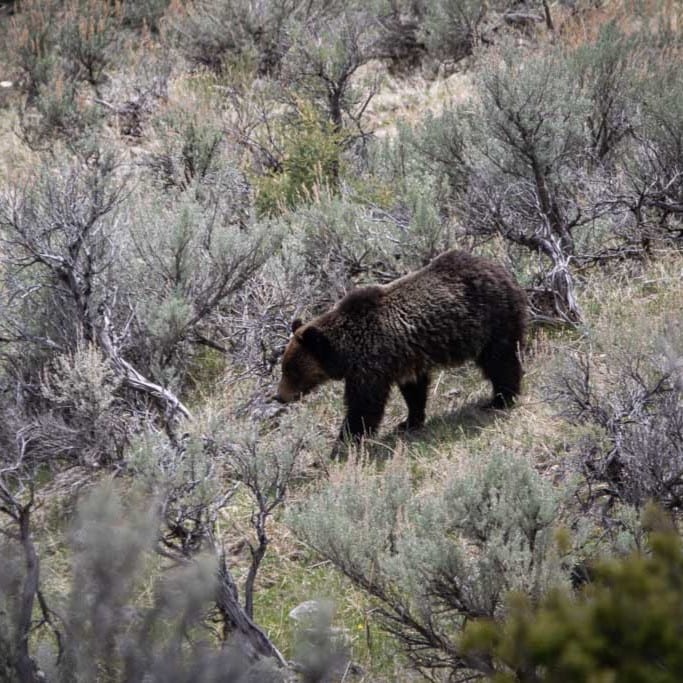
59,482,159,681
374,47,601,323
553,338,683,513
171,0,296,73
128,425,228,558
24,482,284,682
374,49,592,251
9,0,120,149
392,109,472,198
274,186,451,307
128,407,316,562
127,192,275,376
0,150,281,464
41,343,120,421
289,452,569,675
476,52,587,178
390,21,683,268
146,114,246,205
628,63,683,232
120,0,171,32
127,407,317,630
0,154,128,350
281,7,379,128
35,342,128,465
571,20,640,161
420,0,487,62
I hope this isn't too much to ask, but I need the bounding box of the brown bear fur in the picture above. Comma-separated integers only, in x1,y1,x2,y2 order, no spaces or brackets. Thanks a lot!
276,249,528,441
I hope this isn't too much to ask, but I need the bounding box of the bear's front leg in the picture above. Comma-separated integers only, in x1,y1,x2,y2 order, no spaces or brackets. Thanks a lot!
339,378,391,442
398,373,430,431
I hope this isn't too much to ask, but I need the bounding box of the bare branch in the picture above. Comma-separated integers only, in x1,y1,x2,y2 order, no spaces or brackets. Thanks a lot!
96,305,192,420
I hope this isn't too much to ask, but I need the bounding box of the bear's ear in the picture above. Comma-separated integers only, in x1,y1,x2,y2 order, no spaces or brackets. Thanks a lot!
298,325,344,378
291,318,303,334
298,325,326,351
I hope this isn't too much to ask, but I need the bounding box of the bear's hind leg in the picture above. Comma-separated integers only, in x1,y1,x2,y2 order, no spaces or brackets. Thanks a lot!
477,341,523,409
339,379,391,442
398,373,430,431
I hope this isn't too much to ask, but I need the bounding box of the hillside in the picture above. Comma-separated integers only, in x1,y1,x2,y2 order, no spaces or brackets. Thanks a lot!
1,1,682,681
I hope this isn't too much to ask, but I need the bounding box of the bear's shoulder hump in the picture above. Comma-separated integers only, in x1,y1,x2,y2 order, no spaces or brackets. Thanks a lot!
337,285,384,316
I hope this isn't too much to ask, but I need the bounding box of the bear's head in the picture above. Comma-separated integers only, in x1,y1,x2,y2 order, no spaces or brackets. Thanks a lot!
276,318,342,403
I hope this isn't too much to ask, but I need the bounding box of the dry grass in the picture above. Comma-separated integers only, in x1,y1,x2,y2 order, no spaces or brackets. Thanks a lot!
0,105,37,184
556,0,682,47
357,59,476,138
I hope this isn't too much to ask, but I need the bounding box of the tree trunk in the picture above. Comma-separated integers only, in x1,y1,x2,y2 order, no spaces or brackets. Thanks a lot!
15,508,40,683
216,554,287,668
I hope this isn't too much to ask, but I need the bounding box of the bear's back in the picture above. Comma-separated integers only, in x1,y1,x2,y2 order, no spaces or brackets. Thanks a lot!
391,250,525,360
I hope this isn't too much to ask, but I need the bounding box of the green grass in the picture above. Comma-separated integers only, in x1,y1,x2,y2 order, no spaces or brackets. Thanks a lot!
255,547,405,677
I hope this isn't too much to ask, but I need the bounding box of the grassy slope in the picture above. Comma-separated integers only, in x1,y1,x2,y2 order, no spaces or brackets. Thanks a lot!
247,250,683,679
1,4,682,680
27,249,682,680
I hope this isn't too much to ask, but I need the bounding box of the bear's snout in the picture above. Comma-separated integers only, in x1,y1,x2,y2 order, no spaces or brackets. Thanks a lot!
275,380,301,404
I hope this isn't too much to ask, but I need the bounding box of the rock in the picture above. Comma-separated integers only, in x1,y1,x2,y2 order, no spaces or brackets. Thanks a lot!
289,599,334,624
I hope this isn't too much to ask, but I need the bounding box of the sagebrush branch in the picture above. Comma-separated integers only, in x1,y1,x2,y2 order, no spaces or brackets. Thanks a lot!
96,306,192,420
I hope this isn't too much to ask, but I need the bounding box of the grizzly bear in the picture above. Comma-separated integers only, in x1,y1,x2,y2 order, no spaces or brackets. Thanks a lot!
276,249,527,441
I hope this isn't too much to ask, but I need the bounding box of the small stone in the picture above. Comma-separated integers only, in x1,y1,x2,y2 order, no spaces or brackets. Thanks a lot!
289,599,334,623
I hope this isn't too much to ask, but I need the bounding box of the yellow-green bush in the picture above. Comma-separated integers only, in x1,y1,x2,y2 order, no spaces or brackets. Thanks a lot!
462,508,683,683
255,102,344,217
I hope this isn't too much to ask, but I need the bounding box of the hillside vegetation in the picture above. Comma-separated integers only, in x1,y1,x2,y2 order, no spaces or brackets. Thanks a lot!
0,0,682,681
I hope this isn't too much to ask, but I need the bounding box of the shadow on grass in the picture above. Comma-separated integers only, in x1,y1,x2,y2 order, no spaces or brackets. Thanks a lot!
408,400,508,446
389,400,510,445
328,399,515,465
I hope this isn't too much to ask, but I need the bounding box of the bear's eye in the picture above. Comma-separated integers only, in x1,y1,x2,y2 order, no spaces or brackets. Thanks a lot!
282,354,302,377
